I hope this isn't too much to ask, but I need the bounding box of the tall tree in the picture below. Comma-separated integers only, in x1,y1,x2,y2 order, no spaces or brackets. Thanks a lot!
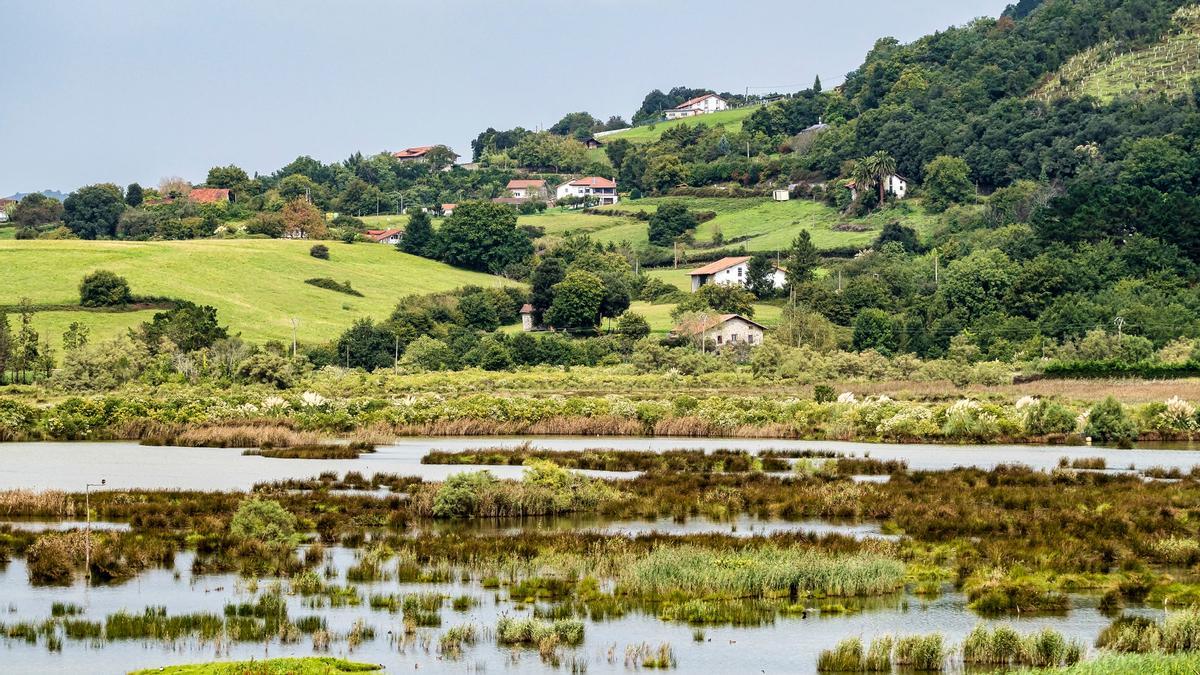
745,253,778,299
435,201,532,274
545,270,606,331
785,231,820,288
63,184,125,239
866,151,898,206
398,209,434,257
125,183,144,207
0,313,11,384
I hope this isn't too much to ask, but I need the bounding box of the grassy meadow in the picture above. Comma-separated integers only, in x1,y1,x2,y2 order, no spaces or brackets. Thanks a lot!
0,239,514,344
599,106,759,144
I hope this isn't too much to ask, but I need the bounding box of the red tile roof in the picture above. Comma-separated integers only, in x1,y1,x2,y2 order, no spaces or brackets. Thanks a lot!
507,179,546,189
393,145,435,159
688,256,752,276
568,176,616,189
188,188,231,204
441,203,456,211
520,304,534,314
366,228,404,242
672,93,722,110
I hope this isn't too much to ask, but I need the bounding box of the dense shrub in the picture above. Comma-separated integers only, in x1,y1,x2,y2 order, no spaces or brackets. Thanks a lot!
309,244,330,260
78,270,132,307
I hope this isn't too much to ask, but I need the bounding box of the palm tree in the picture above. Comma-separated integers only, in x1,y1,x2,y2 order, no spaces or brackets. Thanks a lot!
865,151,898,206
849,159,875,212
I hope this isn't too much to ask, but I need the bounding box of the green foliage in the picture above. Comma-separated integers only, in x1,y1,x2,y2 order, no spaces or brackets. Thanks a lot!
673,284,756,319
399,209,434,257
78,270,132,307
63,184,125,239
1085,396,1139,447
303,278,361,296
309,244,329,260
139,303,228,353
852,309,896,355
617,312,651,340
923,155,974,212
647,203,697,246
435,201,532,274
785,230,819,287
401,335,456,371
229,498,297,545
545,270,606,330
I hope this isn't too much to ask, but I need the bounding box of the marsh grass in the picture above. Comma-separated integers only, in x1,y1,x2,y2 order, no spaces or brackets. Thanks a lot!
148,423,323,448
1098,608,1200,653
421,446,788,472
245,443,375,459
963,625,1081,667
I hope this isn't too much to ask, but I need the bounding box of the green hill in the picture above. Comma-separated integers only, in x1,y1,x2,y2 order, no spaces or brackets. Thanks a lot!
598,107,758,145
0,239,515,346
1034,5,1200,103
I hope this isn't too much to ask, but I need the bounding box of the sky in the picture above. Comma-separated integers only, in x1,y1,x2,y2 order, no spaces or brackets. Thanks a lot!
1,0,1004,196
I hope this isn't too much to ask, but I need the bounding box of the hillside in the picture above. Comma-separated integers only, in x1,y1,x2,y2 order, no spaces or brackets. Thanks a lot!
0,239,514,346
597,107,757,145
1033,5,1200,103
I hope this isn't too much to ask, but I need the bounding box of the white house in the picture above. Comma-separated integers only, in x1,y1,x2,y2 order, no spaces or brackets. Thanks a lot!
847,174,908,201
365,229,403,245
772,189,790,202
688,256,786,293
506,179,548,201
555,177,618,205
664,93,729,120
673,313,766,349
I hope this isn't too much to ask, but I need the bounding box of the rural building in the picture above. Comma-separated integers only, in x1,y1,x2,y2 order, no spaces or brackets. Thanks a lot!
392,146,460,165
188,188,232,204
555,177,618,205
664,93,729,120
365,228,403,244
520,303,535,332
441,203,457,216
583,137,604,149
506,179,548,201
772,189,790,201
688,256,786,293
673,313,766,349
847,174,908,201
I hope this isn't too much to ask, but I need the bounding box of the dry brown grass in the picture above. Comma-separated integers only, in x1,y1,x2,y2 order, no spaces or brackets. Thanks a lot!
0,490,76,518
147,422,323,448
843,378,1200,405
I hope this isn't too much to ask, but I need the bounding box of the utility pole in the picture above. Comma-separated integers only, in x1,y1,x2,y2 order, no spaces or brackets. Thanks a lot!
290,318,298,358
933,250,939,288
394,334,400,369
85,479,106,587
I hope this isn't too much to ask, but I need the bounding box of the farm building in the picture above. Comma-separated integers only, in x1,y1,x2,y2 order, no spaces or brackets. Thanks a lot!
688,256,786,293
365,228,403,244
664,93,729,120
556,177,618,205
506,179,548,201
673,313,766,349
847,174,908,201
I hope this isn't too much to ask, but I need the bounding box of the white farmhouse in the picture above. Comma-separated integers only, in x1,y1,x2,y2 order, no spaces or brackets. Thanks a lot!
555,177,618,205
664,93,729,120
688,256,786,293
847,174,908,201
506,179,548,201
673,313,766,349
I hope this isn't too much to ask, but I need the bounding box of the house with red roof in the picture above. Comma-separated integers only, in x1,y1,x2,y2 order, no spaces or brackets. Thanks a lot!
392,146,460,167
664,93,728,120
555,176,618,206
188,188,232,204
687,256,786,293
365,228,404,244
505,179,548,201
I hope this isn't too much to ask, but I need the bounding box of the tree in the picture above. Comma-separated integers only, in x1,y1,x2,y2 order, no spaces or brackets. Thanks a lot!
125,183,144,207
874,222,920,252
785,230,820,287
459,292,500,331
230,498,297,544
435,201,532,274
530,256,566,325
277,174,320,203
644,154,686,194
399,209,434,257
745,254,778,299
423,145,458,171
310,244,329,259
139,303,228,353
334,318,397,371
545,270,606,330
865,151,898,206
63,184,125,239
0,314,11,384
923,155,974,212
674,283,756,319
616,312,651,341
852,308,897,354
11,193,64,230
401,335,456,371
647,203,697,246
79,270,132,307
549,111,601,138
158,176,191,199
336,178,383,216
206,165,250,194
281,199,327,239
813,75,823,93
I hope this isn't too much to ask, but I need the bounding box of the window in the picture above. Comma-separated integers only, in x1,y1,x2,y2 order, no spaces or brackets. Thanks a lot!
731,334,739,342
716,335,723,344
737,267,743,277
748,334,756,344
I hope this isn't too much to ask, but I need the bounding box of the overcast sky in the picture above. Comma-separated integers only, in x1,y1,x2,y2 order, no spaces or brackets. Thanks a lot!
1,0,1004,196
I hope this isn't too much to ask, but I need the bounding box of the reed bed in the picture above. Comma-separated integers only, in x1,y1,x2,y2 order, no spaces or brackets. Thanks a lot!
244,443,375,459
148,423,324,449
617,545,905,599
1098,608,1200,653
963,624,1082,667
420,446,789,472
1059,456,1108,470
0,490,75,518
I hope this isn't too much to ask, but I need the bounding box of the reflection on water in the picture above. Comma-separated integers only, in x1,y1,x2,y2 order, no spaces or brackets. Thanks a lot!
0,520,130,533
408,513,898,540
0,546,1163,675
5,437,1200,491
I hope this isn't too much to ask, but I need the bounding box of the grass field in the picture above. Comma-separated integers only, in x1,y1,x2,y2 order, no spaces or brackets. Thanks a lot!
1034,6,1200,103
628,299,783,334
600,107,759,144
129,657,382,675
0,239,514,344
589,196,936,252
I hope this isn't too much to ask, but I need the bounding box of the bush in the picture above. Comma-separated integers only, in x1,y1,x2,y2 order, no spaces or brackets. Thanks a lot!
432,472,497,518
79,270,132,307
230,498,298,545
310,244,330,260
813,384,835,403
1085,397,1139,447
617,312,651,340
304,278,362,296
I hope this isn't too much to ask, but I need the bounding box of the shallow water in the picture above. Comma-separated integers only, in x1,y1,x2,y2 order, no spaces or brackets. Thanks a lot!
3,437,1200,491
0,547,1161,675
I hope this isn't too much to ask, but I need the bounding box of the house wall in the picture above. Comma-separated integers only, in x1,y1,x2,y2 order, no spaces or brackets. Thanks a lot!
704,318,764,348
693,262,786,292
555,184,618,205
